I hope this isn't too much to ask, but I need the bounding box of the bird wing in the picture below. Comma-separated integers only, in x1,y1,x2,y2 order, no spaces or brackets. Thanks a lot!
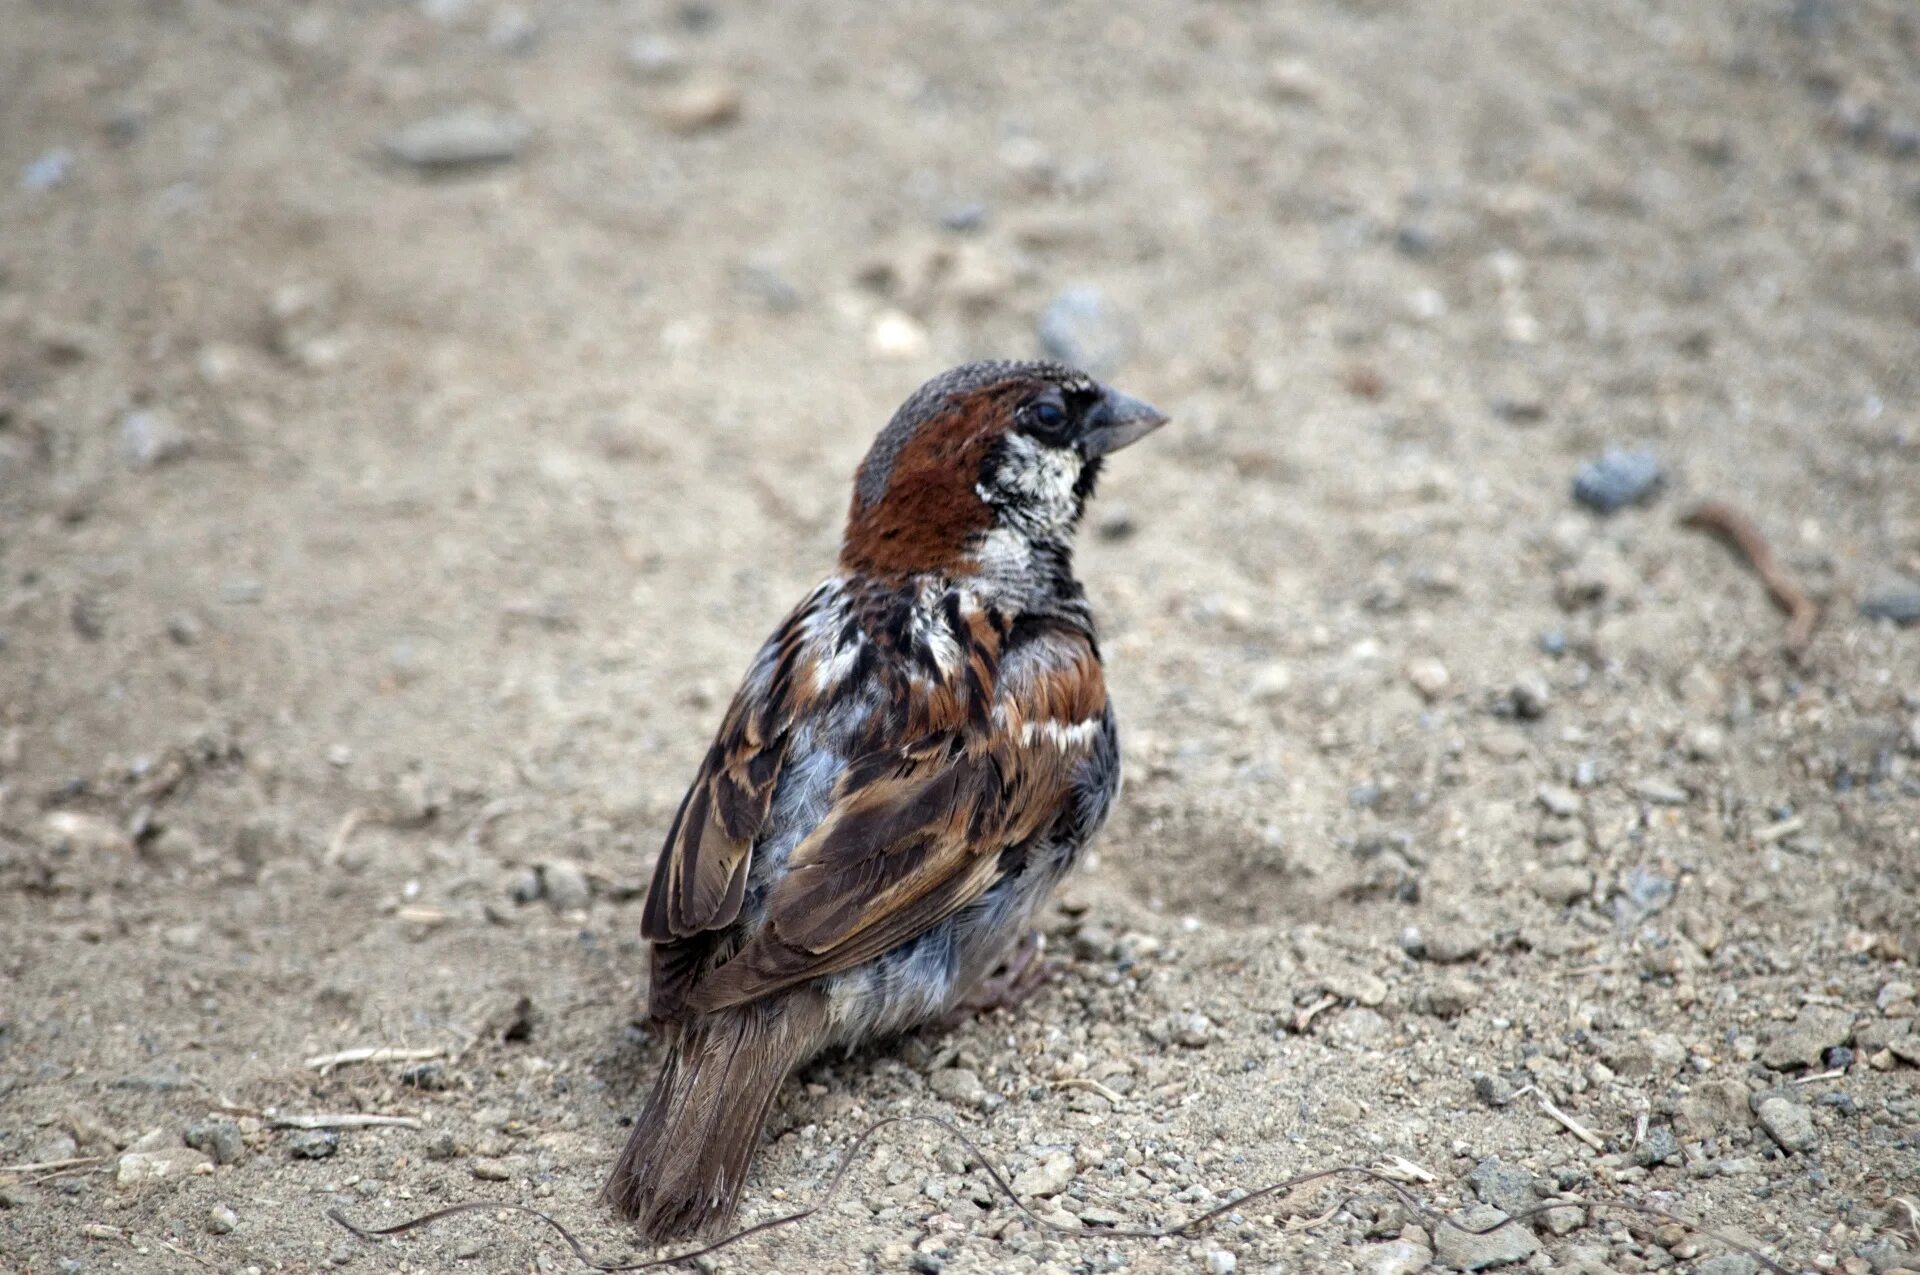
685,622,1109,1014
640,586,832,1017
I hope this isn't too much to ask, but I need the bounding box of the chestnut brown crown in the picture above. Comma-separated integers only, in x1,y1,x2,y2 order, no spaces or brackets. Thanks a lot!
840,360,1166,579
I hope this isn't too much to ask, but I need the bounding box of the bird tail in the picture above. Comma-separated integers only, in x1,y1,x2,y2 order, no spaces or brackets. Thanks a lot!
602,994,826,1240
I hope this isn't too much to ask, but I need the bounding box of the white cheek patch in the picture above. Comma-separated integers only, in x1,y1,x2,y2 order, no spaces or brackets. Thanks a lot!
982,432,1082,528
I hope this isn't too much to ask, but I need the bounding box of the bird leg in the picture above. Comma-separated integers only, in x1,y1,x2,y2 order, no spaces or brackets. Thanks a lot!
944,931,1062,1025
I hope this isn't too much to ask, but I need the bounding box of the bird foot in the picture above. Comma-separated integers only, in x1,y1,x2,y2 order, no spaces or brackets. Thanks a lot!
943,931,1062,1026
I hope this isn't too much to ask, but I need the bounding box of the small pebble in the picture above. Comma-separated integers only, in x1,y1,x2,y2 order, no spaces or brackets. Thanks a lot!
1471,1072,1516,1107
184,1119,245,1166
1407,657,1451,702
658,79,742,133
867,309,928,360
1011,1152,1073,1198
207,1204,237,1235
472,1159,512,1181
1434,1204,1539,1270
383,108,531,170
1858,587,1920,626
1205,1250,1237,1275
288,1129,339,1159
539,860,591,911
1416,923,1485,964
1531,866,1593,905
1755,1096,1816,1153
120,409,192,469
1572,448,1664,513
1508,671,1552,719
928,1067,986,1107
1365,1239,1434,1275
20,147,74,192
1686,724,1727,761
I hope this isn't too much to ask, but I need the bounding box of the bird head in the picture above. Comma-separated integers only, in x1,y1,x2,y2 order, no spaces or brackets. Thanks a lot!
841,360,1166,582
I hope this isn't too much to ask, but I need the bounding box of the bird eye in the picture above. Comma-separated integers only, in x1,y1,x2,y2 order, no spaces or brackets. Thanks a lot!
1026,400,1068,437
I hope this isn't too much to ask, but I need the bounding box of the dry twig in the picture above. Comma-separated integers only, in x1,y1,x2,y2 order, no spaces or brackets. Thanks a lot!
273,1113,422,1131
1292,994,1338,1034
1680,501,1819,658
1047,1076,1126,1106
0,1154,108,1176
305,1045,444,1074
1538,1095,1606,1151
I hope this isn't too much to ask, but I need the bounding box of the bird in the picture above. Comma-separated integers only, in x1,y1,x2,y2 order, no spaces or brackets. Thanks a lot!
603,359,1167,1240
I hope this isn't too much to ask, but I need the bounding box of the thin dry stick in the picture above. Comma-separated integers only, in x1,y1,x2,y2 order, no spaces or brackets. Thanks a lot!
1538,1094,1606,1151
274,1113,422,1131
327,1114,1796,1275
1048,1076,1126,1106
0,1155,108,1175
305,1046,445,1073
1681,501,1819,657
1293,994,1338,1033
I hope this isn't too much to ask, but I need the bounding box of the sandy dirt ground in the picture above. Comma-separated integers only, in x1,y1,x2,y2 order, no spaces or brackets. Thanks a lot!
4,2,1920,1272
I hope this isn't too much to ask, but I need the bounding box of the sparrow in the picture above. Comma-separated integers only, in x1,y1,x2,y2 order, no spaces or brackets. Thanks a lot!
603,359,1167,1240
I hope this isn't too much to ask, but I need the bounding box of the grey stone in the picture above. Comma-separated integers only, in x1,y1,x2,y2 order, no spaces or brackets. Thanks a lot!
1011,1152,1073,1198
120,409,191,469
207,1204,237,1234
383,108,531,170
288,1129,339,1159
1037,286,1132,375
1508,671,1552,719
1419,924,1486,964
1467,1157,1536,1219
1633,1124,1680,1166
1860,587,1920,626
1755,1096,1816,1153
1434,1203,1539,1270
1693,1256,1759,1275
1761,1005,1854,1071
538,860,591,911
1365,1239,1434,1275
20,147,74,193
1531,866,1593,905
184,1119,245,1165
928,1067,985,1106
1472,1072,1516,1107
114,1062,191,1092
1572,449,1664,513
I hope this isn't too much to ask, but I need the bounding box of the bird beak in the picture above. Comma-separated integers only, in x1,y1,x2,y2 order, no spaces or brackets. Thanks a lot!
1080,386,1169,457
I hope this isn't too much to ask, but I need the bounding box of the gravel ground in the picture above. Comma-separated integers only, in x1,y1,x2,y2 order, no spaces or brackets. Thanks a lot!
3,2,1919,1273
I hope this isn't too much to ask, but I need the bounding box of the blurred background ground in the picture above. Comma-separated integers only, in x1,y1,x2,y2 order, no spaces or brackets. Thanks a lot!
2,1,1919,1272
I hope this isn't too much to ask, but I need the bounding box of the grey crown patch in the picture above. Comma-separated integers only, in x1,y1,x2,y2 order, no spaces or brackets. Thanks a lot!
856,359,1095,510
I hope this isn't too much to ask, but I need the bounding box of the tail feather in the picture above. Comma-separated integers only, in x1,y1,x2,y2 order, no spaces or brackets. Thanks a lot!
603,994,825,1240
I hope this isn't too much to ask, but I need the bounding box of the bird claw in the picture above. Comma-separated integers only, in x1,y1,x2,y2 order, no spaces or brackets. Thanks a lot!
943,932,1062,1026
